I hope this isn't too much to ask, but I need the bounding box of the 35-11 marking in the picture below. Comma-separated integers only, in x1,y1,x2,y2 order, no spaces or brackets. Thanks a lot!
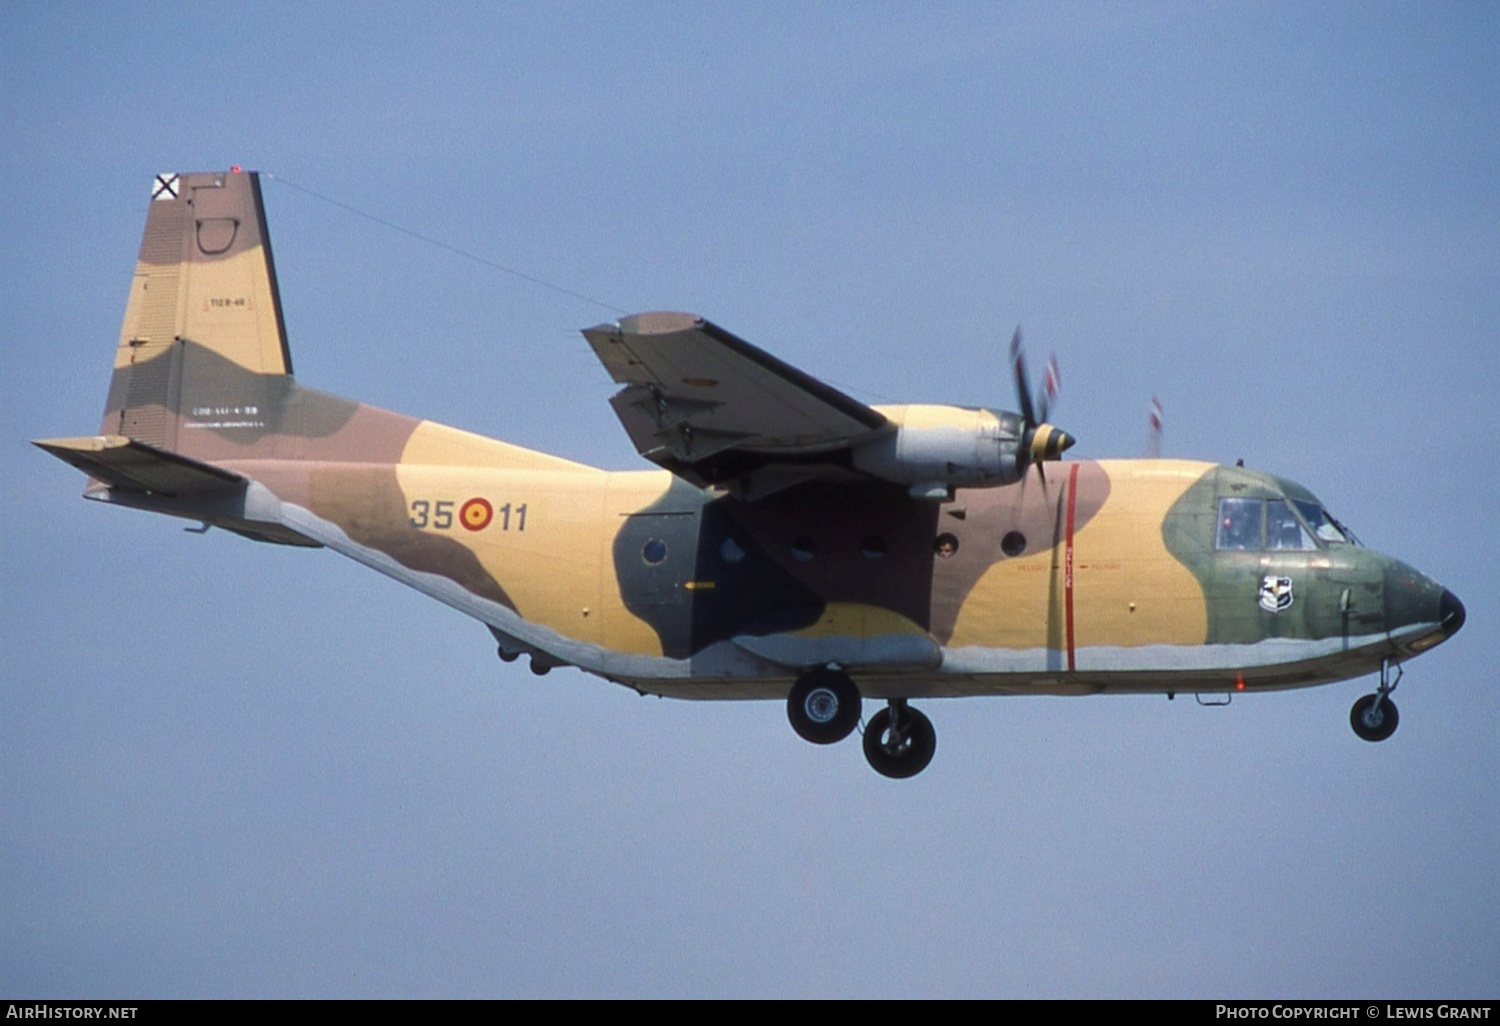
409,498,527,532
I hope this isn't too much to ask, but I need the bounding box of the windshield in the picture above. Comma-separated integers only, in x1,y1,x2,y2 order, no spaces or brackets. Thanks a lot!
1292,500,1356,545
1215,496,1360,550
1266,500,1315,550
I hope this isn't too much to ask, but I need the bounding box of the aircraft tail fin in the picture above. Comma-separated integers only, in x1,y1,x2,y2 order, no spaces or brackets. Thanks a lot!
102,170,293,450
66,170,586,481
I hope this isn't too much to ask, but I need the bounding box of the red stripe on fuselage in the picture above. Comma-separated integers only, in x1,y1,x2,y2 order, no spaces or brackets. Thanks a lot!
1065,462,1079,671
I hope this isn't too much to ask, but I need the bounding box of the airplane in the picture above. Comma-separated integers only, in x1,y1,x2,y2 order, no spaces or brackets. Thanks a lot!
35,169,1467,778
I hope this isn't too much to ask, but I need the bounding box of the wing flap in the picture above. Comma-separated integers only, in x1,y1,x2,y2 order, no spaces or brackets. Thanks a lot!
33,435,244,496
583,312,889,488
608,389,751,464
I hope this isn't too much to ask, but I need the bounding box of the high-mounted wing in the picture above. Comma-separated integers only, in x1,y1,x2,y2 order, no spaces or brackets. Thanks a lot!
583,312,890,495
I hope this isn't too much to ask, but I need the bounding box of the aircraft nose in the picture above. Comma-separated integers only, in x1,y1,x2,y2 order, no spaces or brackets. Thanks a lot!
1384,562,1464,654
1439,589,1466,639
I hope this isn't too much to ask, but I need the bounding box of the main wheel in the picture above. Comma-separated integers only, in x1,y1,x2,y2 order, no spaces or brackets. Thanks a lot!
1350,693,1399,742
786,668,862,745
862,703,937,778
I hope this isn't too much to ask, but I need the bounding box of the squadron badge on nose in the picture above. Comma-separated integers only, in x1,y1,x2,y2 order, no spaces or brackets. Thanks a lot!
1259,575,1295,613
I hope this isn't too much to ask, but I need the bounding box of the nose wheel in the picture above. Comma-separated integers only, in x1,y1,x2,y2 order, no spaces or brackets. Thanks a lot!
1350,658,1401,742
862,699,937,778
1350,693,1399,742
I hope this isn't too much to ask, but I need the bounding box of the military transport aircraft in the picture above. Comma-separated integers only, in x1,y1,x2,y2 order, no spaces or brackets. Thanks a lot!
36,169,1466,778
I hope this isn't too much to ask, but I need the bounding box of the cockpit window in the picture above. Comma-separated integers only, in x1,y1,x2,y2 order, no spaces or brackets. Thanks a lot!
1216,497,1261,551
1218,496,1352,551
1266,500,1315,550
1293,500,1351,544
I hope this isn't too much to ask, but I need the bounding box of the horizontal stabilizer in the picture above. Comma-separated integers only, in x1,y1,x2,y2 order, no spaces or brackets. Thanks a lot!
33,435,244,496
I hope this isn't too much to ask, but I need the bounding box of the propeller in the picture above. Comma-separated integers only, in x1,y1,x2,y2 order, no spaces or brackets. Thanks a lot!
1008,327,1076,485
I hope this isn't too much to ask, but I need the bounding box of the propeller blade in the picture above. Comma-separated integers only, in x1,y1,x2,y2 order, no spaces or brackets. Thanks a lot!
1010,326,1076,490
1038,352,1060,426
1009,326,1037,429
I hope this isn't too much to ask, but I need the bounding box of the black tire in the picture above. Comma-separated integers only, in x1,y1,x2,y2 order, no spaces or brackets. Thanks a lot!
786,669,862,745
1350,693,1399,742
863,704,937,778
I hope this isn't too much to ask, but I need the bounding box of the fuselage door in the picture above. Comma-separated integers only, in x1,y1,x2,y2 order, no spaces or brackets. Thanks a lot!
603,479,704,660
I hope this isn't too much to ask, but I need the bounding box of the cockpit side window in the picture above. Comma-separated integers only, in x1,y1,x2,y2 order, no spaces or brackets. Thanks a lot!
1293,500,1351,544
1266,500,1316,550
1216,497,1262,551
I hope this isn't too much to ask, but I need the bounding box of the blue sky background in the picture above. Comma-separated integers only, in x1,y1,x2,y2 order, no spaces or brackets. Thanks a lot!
3,1,1496,998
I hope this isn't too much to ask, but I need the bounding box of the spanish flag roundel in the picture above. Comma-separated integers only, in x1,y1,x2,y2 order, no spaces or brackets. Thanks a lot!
460,497,493,531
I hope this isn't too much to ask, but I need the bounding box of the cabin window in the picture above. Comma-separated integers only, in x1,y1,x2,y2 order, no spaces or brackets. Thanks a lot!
860,536,886,559
720,537,747,563
1266,500,1315,550
935,533,960,558
790,536,817,562
1001,531,1027,557
1215,497,1262,551
642,539,668,565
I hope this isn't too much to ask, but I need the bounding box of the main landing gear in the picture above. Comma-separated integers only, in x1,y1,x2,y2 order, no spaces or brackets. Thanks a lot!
786,667,861,744
862,698,937,779
786,669,938,777
1350,659,1401,743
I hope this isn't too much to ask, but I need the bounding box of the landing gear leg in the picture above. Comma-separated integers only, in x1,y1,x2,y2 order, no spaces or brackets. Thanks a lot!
1350,658,1401,742
862,698,937,779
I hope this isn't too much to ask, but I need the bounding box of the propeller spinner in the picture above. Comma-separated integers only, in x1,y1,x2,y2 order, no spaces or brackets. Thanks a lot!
1009,327,1076,478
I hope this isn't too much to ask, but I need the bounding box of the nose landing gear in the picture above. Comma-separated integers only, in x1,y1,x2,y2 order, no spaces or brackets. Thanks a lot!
1350,659,1401,742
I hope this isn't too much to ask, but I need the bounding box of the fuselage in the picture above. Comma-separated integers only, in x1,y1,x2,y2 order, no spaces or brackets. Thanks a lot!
104,387,1459,703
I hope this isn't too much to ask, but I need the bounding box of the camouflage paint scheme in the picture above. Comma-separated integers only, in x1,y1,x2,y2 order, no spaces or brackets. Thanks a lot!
38,171,1463,714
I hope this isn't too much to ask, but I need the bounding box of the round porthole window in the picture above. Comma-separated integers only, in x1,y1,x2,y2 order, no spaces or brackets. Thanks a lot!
790,536,817,562
642,539,668,565
934,533,960,558
1001,531,1027,557
861,536,886,559
721,537,747,563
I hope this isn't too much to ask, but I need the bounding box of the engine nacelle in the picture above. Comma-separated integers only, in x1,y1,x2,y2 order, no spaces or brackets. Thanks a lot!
852,404,1028,497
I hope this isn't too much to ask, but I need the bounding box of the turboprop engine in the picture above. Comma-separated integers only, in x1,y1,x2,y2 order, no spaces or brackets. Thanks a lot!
850,330,1075,499
852,404,1072,498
